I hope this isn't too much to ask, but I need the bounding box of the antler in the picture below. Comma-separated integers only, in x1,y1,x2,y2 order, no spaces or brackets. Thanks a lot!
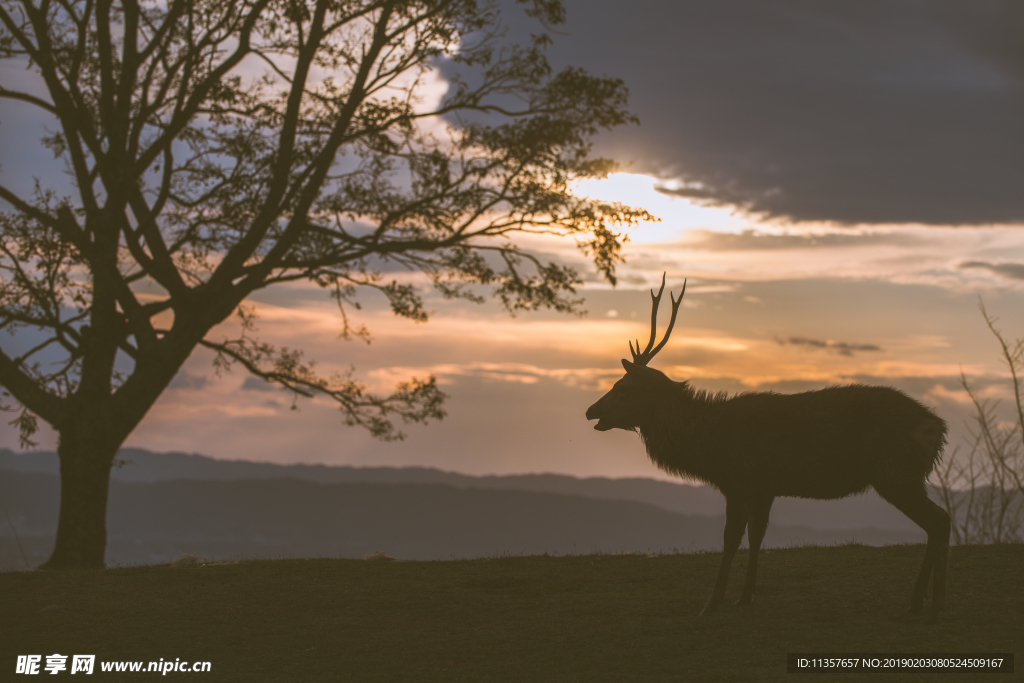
629,273,686,366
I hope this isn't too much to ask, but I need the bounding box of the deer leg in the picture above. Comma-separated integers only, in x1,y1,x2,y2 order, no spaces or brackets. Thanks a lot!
921,498,950,621
737,496,774,605
875,483,950,619
700,496,749,616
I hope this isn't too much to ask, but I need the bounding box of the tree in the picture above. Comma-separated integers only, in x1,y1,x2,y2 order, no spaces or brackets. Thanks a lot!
932,303,1024,544
0,0,651,568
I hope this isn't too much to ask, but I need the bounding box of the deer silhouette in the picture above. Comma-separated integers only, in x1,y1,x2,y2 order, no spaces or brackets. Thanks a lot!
586,275,950,619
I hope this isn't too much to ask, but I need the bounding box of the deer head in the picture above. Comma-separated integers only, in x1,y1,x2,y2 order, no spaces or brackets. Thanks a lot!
586,274,685,431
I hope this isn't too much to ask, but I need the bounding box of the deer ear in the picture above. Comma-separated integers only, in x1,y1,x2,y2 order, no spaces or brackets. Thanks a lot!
621,358,636,373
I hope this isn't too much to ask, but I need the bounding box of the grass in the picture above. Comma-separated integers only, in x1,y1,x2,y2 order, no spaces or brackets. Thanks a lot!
1,544,1020,682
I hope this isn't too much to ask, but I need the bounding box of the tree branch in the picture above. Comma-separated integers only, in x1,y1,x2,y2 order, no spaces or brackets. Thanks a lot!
0,346,66,426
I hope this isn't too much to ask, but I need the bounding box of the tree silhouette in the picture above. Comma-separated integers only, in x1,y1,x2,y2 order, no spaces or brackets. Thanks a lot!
0,0,650,568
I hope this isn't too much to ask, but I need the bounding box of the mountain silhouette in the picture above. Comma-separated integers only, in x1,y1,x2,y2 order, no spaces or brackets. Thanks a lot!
0,449,930,569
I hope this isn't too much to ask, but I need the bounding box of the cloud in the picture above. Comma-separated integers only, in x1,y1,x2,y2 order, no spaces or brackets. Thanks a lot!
168,371,209,390
368,362,622,392
774,336,882,357
682,229,921,251
241,376,280,392
488,0,1024,225
960,260,1024,280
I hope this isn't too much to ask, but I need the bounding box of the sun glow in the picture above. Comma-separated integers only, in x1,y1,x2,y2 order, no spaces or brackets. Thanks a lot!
573,172,750,242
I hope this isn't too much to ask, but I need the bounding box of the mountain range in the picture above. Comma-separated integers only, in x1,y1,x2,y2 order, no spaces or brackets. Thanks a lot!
0,448,924,570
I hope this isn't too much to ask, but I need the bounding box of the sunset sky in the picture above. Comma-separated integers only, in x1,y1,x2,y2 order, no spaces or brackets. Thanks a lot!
2,1,1023,481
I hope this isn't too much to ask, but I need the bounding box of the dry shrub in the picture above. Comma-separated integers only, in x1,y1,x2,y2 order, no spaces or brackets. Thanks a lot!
933,303,1024,544
171,553,204,568
363,551,396,561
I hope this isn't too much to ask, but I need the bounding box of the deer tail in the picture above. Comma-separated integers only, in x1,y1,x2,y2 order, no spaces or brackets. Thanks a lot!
911,415,948,475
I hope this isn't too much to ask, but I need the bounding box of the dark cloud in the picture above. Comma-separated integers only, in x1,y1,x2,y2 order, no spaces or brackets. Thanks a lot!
168,371,209,390
775,336,882,356
488,0,1024,225
684,229,921,251
960,260,1024,280
241,376,279,392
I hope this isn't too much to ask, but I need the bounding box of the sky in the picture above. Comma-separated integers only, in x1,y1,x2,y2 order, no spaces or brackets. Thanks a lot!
2,0,1024,481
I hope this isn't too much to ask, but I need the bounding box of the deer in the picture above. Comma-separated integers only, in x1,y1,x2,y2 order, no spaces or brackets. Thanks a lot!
586,275,951,620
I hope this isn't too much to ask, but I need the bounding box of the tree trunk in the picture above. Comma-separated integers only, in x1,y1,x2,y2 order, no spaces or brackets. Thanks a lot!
38,341,193,569
41,423,122,570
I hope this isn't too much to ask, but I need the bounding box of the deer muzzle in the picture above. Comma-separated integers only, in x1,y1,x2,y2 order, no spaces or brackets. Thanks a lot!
586,398,615,431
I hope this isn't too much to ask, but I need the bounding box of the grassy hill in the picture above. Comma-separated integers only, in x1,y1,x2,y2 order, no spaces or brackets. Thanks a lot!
1,544,1019,682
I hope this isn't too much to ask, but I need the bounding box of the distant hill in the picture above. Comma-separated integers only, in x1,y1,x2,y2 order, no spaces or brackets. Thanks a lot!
0,470,922,570
0,447,923,533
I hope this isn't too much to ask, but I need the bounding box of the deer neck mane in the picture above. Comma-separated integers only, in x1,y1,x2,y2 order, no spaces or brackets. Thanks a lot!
636,380,728,485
